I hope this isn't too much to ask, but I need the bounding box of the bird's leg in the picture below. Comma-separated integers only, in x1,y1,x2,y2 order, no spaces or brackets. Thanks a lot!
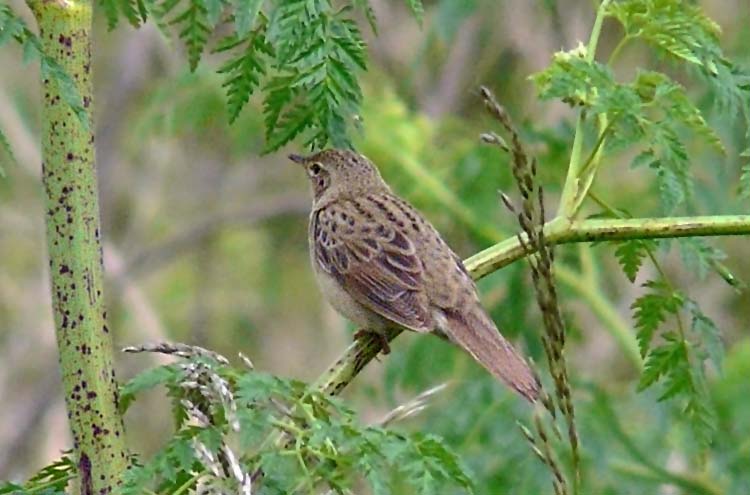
354,329,391,355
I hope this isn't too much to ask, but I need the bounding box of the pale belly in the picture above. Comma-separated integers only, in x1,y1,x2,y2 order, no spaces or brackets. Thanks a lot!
312,262,392,332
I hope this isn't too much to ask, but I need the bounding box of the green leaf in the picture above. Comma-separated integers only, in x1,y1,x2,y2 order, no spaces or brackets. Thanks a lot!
683,388,717,448
99,0,121,28
263,100,314,152
641,122,693,212
614,239,654,282
120,0,145,26
633,285,718,446
119,364,182,413
685,299,724,372
217,28,272,122
633,71,724,154
352,0,377,34
678,237,725,281
0,482,26,494
410,434,474,492
0,127,15,177
0,6,88,131
607,0,721,69
739,163,750,200
632,280,682,358
639,333,684,390
204,0,225,26
154,0,182,27
404,0,424,25
0,4,27,46
170,0,211,71
6,454,77,494
97,0,145,28
533,44,728,213
40,57,90,130
233,0,262,37
260,0,365,151
608,0,750,120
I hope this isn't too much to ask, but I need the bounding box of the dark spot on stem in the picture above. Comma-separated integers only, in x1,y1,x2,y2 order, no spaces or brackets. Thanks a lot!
79,453,93,495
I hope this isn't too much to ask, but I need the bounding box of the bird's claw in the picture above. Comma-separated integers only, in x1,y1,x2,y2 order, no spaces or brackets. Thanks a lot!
354,329,391,355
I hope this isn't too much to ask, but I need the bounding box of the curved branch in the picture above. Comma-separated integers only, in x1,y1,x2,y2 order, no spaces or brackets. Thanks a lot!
467,215,750,280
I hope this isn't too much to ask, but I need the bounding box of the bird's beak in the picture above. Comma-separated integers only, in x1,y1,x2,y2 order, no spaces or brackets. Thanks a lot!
288,153,306,165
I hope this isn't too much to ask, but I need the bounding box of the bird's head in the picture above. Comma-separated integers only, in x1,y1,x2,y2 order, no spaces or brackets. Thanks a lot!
289,149,387,205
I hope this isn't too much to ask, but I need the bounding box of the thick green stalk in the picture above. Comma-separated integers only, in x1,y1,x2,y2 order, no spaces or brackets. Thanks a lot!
28,0,128,492
467,215,750,279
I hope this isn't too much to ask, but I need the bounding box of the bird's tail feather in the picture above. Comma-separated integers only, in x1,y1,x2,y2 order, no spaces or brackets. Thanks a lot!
440,307,539,402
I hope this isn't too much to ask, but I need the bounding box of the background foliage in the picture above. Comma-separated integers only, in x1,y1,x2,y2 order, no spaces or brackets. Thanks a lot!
1,0,749,493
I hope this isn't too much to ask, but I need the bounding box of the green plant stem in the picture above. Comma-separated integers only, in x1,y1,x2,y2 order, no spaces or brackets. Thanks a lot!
466,215,750,280
27,0,128,492
557,0,611,219
314,212,750,394
557,112,587,219
586,0,611,59
608,35,631,65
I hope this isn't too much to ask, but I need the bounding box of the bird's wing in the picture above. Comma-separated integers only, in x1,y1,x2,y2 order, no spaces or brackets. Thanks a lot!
312,201,433,332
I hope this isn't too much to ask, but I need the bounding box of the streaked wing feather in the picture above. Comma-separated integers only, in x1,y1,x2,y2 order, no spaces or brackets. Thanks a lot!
313,204,432,332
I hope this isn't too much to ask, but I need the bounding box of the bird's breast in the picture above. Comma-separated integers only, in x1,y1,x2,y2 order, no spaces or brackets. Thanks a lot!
309,242,392,332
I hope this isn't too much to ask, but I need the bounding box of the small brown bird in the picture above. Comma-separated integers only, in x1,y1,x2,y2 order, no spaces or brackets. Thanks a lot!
290,149,539,402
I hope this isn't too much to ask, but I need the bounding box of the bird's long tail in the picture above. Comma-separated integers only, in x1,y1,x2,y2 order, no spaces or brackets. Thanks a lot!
440,306,539,402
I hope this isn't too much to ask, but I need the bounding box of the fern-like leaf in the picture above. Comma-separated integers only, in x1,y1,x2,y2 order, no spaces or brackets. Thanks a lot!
261,0,366,152
217,28,272,122
170,0,211,71
404,0,424,25
639,332,684,390
740,163,750,200
0,127,14,177
614,239,654,282
632,280,719,446
607,0,720,69
685,299,724,372
631,280,682,357
678,237,725,281
232,0,262,37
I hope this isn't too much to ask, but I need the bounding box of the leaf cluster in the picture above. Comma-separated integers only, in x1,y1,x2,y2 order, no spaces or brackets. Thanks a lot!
609,230,724,448
95,0,422,152
117,350,474,494
0,454,75,495
630,279,721,447
531,0,746,452
532,0,749,213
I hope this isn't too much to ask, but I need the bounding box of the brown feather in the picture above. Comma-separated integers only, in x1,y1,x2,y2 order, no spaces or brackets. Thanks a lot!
439,307,540,402
312,204,433,332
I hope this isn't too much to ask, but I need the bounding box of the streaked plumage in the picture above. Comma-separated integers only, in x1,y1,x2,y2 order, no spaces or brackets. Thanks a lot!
291,149,539,402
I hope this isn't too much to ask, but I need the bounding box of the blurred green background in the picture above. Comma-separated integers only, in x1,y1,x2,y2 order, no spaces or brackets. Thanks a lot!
1,0,749,493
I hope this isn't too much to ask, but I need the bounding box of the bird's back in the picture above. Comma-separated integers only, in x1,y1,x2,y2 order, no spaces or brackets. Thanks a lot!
364,192,540,401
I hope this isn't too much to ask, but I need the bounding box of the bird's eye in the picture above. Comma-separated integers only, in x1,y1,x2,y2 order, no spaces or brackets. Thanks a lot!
309,163,322,175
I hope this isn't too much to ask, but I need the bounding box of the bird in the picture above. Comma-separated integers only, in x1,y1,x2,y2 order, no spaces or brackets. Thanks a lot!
290,149,539,402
